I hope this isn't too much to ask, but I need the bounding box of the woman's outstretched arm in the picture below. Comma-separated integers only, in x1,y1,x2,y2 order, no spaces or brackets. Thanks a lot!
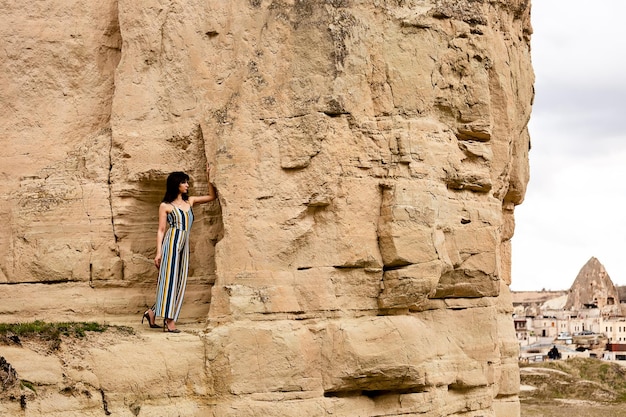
189,162,217,206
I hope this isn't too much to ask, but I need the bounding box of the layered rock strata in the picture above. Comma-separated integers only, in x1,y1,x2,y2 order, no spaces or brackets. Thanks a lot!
0,1,534,416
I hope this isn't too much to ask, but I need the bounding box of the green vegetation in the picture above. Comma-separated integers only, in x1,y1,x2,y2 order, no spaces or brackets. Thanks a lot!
0,320,107,338
20,380,35,393
520,357,626,405
521,359,626,417
0,320,133,350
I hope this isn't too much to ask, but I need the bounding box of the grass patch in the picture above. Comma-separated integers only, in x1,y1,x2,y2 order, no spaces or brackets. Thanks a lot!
520,357,626,404
20,380,36,393
0,320,107,339
0,321,134,350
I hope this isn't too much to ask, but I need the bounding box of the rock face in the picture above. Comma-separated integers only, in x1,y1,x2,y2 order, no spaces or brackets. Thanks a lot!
0,1,534,416
565,257,622,314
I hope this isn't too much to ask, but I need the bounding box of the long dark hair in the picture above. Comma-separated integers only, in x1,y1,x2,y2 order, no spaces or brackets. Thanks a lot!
162,171,190,203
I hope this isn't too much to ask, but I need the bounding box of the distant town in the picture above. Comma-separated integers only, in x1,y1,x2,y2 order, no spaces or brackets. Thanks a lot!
512,256,626,362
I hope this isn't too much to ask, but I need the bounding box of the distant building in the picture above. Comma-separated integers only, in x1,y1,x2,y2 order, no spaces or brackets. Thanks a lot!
602,318,626,342
514,318,530,341
512,257,626,360
604,343,626,360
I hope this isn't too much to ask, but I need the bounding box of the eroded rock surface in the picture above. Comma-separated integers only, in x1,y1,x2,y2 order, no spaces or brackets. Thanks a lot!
0,1,533,416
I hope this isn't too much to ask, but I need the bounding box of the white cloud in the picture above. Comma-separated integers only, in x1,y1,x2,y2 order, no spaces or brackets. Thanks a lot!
512,132,626,289
531,1,626,86
511,0,626,291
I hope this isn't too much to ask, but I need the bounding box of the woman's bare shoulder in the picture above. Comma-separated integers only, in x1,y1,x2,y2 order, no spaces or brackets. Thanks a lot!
159,202,173,212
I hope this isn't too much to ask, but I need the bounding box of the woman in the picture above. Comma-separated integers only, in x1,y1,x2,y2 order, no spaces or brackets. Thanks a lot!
142,163,216,332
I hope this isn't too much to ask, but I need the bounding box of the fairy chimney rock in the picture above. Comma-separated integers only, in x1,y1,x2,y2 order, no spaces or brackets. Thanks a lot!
565,257,621,312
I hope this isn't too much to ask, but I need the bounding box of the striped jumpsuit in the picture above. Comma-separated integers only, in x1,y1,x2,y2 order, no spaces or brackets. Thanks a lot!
155,205,194,321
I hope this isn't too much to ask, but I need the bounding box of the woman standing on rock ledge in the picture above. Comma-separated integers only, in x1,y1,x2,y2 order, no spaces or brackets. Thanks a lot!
142,163,216,332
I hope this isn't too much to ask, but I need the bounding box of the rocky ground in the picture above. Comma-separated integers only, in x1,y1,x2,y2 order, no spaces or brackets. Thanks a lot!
0,318,210,416
520,357,626,417
5,320,626,417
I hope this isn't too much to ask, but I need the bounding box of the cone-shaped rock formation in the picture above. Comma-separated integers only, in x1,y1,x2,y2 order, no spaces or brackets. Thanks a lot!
565,257,621,313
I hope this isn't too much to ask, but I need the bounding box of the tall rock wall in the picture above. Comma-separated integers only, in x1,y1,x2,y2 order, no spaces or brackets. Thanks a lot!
0,1,534,416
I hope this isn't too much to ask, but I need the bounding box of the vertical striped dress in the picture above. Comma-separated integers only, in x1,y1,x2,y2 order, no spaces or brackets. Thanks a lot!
155,204,194,321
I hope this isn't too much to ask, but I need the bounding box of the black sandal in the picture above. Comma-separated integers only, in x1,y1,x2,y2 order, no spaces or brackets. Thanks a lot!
141,310,161,328
163,319,181,333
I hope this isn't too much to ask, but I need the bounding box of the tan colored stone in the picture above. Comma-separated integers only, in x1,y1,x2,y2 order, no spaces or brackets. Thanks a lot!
378,262,441,310
0,282,210,324
0,0,534,416
0,329,211,417
1,346,64,386
89,333,209,398
206,321,322,397
321,310,500,393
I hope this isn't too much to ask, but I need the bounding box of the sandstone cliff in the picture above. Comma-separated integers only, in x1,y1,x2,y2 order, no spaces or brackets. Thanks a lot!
0,1,534,416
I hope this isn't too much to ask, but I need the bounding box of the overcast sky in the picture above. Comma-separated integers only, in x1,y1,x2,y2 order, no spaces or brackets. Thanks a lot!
510,0,626,291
